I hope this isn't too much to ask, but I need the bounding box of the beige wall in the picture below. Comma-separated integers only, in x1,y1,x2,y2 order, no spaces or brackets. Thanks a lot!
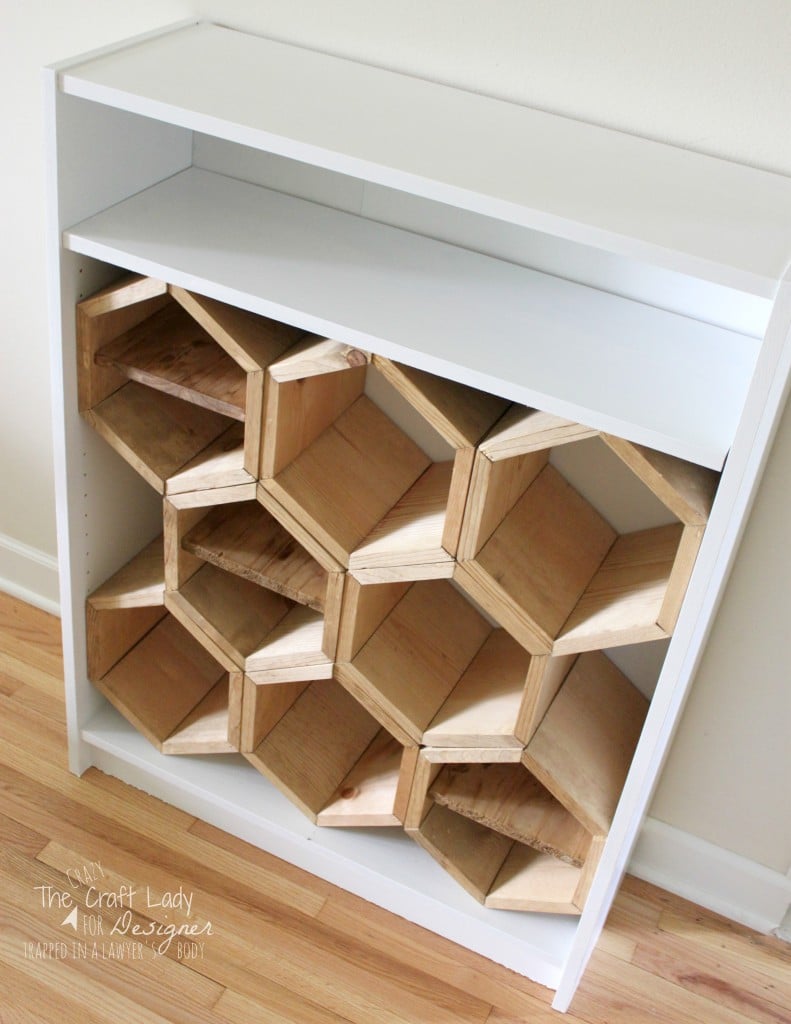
2,0,789,886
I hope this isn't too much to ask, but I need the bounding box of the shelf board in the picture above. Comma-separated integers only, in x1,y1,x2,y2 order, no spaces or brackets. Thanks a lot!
81,701,578,986
59,22,791,297
183,501,328,610
65,168,758,469
95,301,247,420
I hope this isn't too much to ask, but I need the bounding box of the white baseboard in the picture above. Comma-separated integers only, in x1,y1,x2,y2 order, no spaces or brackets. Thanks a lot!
630,816,791,935
0,530,60,615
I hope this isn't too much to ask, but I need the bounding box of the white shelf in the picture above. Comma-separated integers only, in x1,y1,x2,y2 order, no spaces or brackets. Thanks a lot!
59,22,791,298
65,167,757,469
82,702,576,987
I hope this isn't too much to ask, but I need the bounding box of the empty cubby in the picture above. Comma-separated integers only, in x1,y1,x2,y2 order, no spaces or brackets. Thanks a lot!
77,274,307,494
260,337,508,580
242,676,414,826
86,537,241,754
455,405,719,655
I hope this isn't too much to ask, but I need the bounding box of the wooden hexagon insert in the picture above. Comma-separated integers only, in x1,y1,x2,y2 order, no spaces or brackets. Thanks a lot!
403,748,602,915
260,338,508,581
77,274,306,494
86,537,241,754
455,406,719,654
242,676,414,827
163,485,344,678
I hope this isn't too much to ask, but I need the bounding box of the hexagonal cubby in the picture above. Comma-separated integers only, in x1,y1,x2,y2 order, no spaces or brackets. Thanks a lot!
455,405,719,655
335,576,570,749
86,537,241,754
259,337,508,580
404,650,648,913
163,486,344,678
242,676,414,826
77,274,307,494
404,748,600,915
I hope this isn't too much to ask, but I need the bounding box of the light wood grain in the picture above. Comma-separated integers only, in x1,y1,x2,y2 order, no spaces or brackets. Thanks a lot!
658,524,705,634
162,677,236,754
262,337,368,477
93,614,226,752
245,680,381,822
241,675,309,752
318,730,405,827
95,300,248,419
87,381,231,493
165,422,251,494
601,434,720,525
523,651,649,835
423,629,532,748
486,843,583,914
86,604,166,682
555,523,681,654
182,500,328,609
335,574,410,662
481,406,598,460
430,762,591,865
269,395,430,567
76,274,169,412
87,535,165,609
344,579,491,743
371,355,508,448
349,461,454,573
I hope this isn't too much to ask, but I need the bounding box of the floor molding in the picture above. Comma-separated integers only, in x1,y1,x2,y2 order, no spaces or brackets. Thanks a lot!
630,815,791,935
0,530,60,615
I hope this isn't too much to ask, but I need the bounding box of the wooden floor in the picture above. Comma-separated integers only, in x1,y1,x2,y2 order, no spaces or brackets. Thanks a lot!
1,591,789,1024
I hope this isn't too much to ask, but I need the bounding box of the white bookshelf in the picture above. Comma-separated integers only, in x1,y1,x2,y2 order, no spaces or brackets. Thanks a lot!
45,19,791,1012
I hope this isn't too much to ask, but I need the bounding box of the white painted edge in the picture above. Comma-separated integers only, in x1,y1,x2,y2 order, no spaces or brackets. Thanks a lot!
0,530,60,615
47,18,200,74
631,817,791,935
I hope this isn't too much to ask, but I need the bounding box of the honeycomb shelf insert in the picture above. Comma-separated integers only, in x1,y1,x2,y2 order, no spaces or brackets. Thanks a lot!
81,274,707,918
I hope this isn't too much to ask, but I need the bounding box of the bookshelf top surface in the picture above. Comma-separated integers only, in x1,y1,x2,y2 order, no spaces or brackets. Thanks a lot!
65,168,758,469
59,22,791,299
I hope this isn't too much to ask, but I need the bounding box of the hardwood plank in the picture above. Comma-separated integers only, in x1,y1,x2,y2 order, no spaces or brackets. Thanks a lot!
246,680,381,821
523,651,648,835
0,592,64,678
214,985,354,1024
371,355,508,448
318,730,405,827
349,461,454,572
423,629,532,748
514,653,576,745
556,523,681,654
347,579,491,742
88,381,231,492
270,395,430,566
244,604,330,672
573,948,769,1024
0,960,117,1024
183,500,328,610
317,889,559,1020
481,405,598,459
87,535,165,609
430,762,591,865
